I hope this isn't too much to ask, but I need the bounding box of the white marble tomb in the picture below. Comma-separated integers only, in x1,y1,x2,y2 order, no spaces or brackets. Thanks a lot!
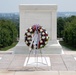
12,4,63,54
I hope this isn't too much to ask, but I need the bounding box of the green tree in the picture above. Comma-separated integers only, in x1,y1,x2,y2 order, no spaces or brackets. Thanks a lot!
57,17,65,38
63,16,76,47
0,19,18,48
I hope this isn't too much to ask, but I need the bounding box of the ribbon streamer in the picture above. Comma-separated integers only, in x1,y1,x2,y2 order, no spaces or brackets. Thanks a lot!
30,25,40,50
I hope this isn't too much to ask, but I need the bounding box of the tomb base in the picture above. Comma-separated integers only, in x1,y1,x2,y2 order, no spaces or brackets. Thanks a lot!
11,40,64,54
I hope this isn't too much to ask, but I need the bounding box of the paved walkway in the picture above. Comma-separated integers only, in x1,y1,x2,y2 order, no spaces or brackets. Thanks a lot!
62,46,76,54
0,54,76,71
0,71,76,75
0,54,76,75
0,45,76,75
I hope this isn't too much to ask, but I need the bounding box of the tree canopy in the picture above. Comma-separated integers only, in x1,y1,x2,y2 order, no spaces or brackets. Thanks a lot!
63,16,76,47
57,17,65,37
0,19,18,48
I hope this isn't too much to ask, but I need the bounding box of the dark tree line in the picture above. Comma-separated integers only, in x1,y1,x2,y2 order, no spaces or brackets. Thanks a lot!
57,16,76,47
0,19,18,49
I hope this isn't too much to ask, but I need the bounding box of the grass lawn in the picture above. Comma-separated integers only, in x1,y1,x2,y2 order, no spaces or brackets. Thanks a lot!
0,42,18,51
59,41,76,51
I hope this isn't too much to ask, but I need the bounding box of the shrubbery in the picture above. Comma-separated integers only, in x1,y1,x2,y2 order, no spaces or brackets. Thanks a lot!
57,16,76,47
63,16,76,47
0,19,18,48
57,17,65,37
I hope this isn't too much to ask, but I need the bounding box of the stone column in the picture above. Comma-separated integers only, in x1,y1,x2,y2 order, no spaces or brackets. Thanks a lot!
51,11,57,41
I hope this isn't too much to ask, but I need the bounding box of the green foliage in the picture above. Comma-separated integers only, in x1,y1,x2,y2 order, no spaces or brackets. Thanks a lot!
0,19,18,48
63,16,76,47
57,17,66,37
0,42,18,51
59,41,76,50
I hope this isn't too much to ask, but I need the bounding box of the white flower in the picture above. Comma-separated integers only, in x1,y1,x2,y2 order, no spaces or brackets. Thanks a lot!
40,29,43,32
28,37,31,40
27,32,30,35
29,27,32,29
45,41,47,44
46,36,48,39
45,31,47,34
40,40,43,43
42,32,45,35
30,29,32,32
25,41,28,44
40,45,43,47
42,36,45,39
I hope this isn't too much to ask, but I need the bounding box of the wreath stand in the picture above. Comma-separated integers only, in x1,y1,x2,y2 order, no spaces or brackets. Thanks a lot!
24,49,50,71
24,25,50,71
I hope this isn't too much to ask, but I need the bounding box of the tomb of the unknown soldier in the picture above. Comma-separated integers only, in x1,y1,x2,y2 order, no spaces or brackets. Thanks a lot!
11,4,63,54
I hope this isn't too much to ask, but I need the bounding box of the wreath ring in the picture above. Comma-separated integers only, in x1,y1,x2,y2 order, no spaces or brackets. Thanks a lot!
25,25,49,50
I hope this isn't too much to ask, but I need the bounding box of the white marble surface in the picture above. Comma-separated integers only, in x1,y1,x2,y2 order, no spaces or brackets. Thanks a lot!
0,57,2,60
24,57,51,67
74,57,76,60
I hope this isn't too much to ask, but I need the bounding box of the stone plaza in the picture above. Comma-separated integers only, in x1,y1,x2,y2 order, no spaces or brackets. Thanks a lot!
0,54,76,75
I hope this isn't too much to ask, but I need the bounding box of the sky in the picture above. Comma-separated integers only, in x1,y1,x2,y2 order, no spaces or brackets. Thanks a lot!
0,0,76,13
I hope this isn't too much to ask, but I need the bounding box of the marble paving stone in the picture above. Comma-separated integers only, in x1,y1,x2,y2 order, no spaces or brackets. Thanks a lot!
62,61,76,70
15,71,59,75
0,71,15,75
50,55,61,58
0,63,10,69
22,67,51,71
72,55,76,57
0,59,13,63
1,54,76,71
59,71,76,75
61,55,73,60
10,55,25,60
14,54,26,58
8,60,24,68
67,66,76,71
50,55,63,63
61,55,76,70
50,58,63,63
51,63,67,71
0,55,14,62
0,54,4,57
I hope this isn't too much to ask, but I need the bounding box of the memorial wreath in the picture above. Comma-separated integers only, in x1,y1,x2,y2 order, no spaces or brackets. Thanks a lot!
25,25,49,50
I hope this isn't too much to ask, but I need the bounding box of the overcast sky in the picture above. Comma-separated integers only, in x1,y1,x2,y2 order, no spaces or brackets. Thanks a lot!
0,0,76,13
